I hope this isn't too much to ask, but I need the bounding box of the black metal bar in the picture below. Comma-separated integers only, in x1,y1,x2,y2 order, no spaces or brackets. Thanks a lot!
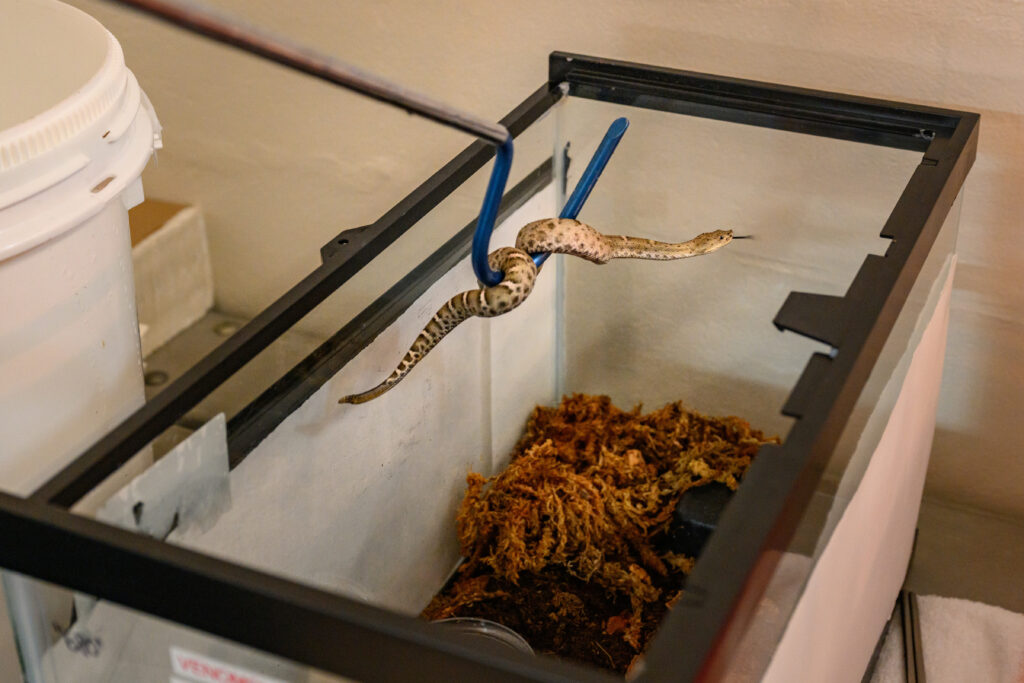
0,491,614,683
551,52,964,151
638,108,977,683
866,531,921,682
29,82,562,509
108,0,509,145
902,591,926,683
774,293,847,346
226,158,555,463
862,599,898,683
781,353,833,419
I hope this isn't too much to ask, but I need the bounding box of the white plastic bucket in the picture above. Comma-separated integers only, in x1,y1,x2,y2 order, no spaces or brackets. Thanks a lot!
1,2,163,679
0,0,162,497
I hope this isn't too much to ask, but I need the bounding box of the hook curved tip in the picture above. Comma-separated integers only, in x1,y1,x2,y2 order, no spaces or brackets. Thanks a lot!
609,117,630,137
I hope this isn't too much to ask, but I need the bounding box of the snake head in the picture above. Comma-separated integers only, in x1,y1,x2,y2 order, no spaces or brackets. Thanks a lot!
690,229,734,254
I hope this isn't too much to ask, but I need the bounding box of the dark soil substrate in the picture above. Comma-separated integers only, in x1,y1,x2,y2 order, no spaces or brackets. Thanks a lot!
427,567,680,675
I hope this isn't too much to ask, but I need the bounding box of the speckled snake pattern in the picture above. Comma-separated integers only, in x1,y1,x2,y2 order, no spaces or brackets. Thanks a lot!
338,219,733,404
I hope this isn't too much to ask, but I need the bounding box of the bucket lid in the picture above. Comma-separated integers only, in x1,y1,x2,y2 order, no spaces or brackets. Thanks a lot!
0,0,162,259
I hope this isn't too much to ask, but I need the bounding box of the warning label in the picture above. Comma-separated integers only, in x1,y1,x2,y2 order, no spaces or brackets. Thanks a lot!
170,647,286,683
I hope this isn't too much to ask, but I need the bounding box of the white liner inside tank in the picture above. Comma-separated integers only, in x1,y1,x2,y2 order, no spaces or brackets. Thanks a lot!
168,185,560,613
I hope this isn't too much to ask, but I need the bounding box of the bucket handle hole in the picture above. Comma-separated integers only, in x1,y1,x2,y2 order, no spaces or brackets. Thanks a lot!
91,176,116,193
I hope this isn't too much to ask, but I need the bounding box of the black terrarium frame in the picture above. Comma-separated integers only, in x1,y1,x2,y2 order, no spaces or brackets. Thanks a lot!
0,48,976,683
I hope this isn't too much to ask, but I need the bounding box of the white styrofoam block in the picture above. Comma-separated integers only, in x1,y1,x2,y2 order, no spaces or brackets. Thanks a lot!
132,205,214,357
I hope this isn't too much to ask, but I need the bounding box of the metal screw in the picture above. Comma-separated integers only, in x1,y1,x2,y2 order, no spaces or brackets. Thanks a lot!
144,370,168,386
214,321,240,337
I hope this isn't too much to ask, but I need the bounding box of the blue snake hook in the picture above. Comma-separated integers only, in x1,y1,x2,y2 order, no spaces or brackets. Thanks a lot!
471,117,628,284
534,116,629,267
471,138,514,286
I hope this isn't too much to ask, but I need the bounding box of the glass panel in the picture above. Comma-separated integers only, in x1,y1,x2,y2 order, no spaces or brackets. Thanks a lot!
557,97,921,435
8,86,961,682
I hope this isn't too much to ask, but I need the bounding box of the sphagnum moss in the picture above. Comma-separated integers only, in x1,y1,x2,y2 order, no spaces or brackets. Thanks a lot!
423,394,779,672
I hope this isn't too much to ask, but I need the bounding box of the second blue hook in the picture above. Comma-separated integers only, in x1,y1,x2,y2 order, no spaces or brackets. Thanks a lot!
470,116,629,285
535,117,630,267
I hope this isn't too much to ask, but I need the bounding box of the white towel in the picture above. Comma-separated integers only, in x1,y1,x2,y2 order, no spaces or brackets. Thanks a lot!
871,595,1024,683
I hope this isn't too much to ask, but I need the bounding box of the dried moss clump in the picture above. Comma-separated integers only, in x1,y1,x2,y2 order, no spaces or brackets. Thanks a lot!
423,394,779,667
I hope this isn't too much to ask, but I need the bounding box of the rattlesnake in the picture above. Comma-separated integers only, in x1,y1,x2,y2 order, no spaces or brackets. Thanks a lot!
338,219,734,404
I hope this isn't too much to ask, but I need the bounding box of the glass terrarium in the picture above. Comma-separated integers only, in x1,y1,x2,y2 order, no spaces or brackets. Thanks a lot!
0,50,976,683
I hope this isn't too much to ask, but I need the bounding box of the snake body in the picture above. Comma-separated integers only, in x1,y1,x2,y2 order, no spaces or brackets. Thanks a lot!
339,219,733,404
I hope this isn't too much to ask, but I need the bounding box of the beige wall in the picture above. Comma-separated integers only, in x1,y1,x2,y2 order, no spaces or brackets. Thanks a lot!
69,0,1024,518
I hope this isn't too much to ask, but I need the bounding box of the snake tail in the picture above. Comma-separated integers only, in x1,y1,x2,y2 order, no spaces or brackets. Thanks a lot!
338,248,537,404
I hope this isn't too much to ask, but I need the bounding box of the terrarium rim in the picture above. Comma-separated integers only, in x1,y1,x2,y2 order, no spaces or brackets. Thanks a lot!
5,52,979,683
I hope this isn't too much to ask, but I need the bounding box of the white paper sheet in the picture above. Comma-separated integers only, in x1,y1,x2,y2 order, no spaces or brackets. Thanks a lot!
761,256,956,682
